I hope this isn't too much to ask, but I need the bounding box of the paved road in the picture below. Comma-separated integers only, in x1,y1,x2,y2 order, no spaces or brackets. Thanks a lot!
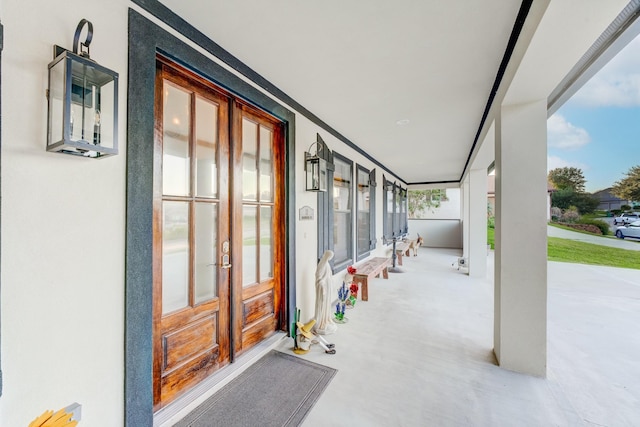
547,225,640,251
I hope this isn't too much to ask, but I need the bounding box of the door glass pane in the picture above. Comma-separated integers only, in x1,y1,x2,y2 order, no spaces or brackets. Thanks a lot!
195,96,218,198
242,205,258,286
195,202,217,304
162,201,189,314
260,206,273,281
242,119,258,201
163,82,191,196
259,127,273,202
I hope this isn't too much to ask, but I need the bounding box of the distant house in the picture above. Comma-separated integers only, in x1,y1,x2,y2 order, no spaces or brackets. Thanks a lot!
487,175,555,220
592,188,631,211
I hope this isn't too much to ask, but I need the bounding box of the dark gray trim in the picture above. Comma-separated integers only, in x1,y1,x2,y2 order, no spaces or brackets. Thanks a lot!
409,180,460,186
131,0,406,184
0,20,4,397
459,0,533,182
126,9,296,426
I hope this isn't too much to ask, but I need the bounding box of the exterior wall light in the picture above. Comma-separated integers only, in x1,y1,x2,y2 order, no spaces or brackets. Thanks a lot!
305,134,329,192
46,19,118,158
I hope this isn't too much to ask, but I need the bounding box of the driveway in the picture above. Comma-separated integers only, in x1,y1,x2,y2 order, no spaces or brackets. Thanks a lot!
547,225,640,251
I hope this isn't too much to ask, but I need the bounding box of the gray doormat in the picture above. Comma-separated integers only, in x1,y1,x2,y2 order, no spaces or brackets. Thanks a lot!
175,350,337,427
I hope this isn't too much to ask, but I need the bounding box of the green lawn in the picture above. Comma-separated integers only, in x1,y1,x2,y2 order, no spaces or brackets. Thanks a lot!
547,237,640,270
487,227,494,250
487,227,640,270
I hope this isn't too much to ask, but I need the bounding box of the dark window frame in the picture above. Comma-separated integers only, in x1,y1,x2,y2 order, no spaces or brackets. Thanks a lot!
356,165,376,261
331,152,354,271
382,175,408,243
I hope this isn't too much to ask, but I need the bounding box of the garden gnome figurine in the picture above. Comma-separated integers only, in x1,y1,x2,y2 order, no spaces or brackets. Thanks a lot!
314,250,338,335
294,319,336,355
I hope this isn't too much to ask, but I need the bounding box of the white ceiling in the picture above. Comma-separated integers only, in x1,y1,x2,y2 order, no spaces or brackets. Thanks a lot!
156,0,631,184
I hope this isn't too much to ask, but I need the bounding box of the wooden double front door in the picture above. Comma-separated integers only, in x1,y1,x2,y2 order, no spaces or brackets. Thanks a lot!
153,59,285,409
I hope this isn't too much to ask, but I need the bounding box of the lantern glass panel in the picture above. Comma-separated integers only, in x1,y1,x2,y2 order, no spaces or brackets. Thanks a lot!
48,59,66,146
69,60,116,149
306,157,319,191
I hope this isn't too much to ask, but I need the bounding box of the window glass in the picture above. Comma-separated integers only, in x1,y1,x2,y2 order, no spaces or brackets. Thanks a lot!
382,177,408,241
385,180,394,238
356,166,371,257
332,156,353,267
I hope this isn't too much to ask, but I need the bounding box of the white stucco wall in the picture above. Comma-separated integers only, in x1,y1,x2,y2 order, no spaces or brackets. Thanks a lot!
2,1,129,425
294,120,398,325
406,188,462,249
0,2,402,425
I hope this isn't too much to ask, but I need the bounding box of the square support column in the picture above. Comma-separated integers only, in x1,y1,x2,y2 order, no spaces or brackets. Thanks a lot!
462,178,470,259
494,100,547,377
468,168,488,277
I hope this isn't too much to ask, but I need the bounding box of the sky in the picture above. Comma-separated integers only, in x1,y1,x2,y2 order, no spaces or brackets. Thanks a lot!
547,32,640,193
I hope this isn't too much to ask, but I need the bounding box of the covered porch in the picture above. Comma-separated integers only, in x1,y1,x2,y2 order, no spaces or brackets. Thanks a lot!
294,249,640,426
157,247,640,425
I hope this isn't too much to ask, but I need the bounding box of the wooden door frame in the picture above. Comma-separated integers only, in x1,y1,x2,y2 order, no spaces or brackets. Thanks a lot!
126,10,296,426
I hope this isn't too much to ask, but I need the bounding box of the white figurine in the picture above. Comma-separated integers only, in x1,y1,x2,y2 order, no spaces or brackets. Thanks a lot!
313,250,338,335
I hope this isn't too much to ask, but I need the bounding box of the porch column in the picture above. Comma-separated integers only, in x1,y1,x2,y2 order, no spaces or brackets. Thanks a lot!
494,99,547,377
468,168,487,277
461,178,470,260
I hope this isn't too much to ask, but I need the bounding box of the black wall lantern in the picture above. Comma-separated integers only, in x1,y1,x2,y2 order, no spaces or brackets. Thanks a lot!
305,134,329,192
47,19,118,158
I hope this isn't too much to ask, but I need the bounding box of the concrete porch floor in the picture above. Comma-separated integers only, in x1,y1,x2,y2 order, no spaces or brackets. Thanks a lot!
277,248,640,427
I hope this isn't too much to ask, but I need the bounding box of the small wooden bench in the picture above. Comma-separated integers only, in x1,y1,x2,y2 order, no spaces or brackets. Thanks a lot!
394,241,410,266
352,257,391,301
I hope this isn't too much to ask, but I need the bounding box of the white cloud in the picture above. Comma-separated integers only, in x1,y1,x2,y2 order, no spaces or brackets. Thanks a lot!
547,114,590,149
547,155,588,173
570,35,640,107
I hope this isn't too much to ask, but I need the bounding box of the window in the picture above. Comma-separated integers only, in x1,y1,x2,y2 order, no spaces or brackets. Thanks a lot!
399,188,408,235
316,142,377,268
332,153,353,269
356,166,376,260
382,175,408,242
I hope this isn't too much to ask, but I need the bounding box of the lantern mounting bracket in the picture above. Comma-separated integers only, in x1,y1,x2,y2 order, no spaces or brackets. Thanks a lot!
53,19,94,60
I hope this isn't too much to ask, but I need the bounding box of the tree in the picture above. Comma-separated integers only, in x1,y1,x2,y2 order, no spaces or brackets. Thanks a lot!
611,165,640,203
551,188,599,215
548,167,586,193
408,189,448,218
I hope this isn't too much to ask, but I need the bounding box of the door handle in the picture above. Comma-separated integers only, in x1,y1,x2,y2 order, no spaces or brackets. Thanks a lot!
220,254,232,269
220,241,232,269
